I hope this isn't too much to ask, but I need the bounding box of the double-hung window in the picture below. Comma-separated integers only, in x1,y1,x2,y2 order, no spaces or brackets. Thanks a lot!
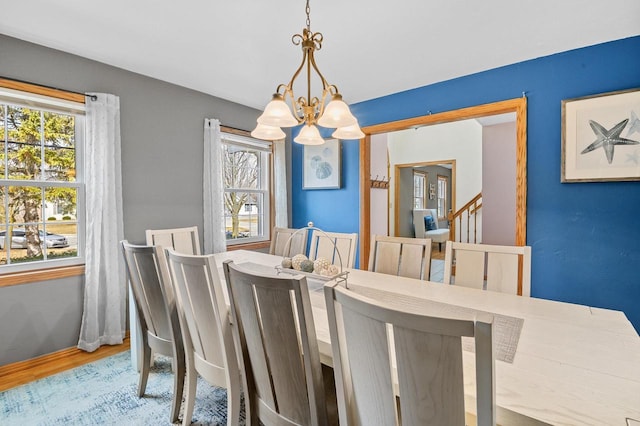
221,130,272,246
0,85,85,273
413,171,427,209
437,174,448,219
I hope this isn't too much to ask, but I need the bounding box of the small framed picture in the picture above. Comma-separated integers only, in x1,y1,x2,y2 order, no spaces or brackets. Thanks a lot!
303,138,341,189
562,88,640,182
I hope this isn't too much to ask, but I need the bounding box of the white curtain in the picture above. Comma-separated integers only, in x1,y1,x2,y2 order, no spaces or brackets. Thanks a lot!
78,93,125,352
203,118,227,254
273,139,289,228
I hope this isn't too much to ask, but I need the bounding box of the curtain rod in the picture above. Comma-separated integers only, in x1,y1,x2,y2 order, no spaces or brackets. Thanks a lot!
0,76,97,101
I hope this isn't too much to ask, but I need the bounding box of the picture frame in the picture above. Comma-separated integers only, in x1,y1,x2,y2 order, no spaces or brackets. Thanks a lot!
562,88,640,182
303,138,341,189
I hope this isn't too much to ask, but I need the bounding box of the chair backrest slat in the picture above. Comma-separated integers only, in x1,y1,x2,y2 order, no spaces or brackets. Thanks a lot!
308,230,358,269
368,235,432,280
270,227,307,257
223,260,328,426
325,282,495,426
146,226,201,255
443,241,532,296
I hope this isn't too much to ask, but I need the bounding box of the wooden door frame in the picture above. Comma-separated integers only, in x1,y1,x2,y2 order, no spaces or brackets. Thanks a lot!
359,97,527,269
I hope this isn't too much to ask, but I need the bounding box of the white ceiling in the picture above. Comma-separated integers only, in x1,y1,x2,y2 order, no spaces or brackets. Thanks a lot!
1,0,638,110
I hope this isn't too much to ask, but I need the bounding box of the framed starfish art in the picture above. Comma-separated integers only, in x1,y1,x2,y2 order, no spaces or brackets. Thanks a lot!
562,88,640,182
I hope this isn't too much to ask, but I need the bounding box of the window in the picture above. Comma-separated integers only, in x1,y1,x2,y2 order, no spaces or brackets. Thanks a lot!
221,131,272,245
0,85,85,272
413,171,426,209
437,175,448,219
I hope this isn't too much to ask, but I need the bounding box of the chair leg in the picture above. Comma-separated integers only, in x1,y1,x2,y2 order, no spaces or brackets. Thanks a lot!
181,357,197,426
439,242,442,252
137,342,151,397
226,370,241,426
170,353,186,424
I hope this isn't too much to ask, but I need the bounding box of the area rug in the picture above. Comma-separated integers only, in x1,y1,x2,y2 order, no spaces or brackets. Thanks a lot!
0,351,243,425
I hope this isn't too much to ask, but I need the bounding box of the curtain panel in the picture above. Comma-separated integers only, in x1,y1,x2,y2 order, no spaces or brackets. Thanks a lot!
78,93,125,352
203,119,227,254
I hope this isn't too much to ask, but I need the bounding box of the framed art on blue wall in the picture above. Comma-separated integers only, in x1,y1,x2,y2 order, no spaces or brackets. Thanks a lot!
562,88,640,182
303,138,341,189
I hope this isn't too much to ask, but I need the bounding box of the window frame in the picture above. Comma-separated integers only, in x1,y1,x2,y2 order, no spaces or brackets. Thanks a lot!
437,174,448,220
220,127,273,248
0,79,86,277
413,170,427,209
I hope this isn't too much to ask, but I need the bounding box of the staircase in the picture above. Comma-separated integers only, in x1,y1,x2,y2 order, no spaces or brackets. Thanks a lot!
448,193,482,243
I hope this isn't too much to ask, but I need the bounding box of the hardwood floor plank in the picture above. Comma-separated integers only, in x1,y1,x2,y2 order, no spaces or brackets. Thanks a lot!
0,337,130,392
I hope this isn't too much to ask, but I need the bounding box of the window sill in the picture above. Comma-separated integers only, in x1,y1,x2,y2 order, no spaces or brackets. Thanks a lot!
226,241,270,252
0,265,85,288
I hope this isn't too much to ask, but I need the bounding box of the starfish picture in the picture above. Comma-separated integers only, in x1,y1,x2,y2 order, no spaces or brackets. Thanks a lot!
626,111,640,137
580,118,640,164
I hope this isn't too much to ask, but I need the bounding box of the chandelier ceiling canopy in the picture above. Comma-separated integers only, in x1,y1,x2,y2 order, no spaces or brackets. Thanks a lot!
251,0,364,145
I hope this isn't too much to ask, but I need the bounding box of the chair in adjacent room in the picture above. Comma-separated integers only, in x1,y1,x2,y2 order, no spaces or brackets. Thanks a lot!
368,235,432,280
308,230,358,269
145,225,201,255
269,226,308,257
324,281,496,426
223,260,331,426
121,241,185,423
412,208,450,251
166,250,241,426
443,241,532,296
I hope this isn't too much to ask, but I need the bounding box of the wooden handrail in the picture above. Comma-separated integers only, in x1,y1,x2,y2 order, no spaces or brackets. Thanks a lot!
448,193,482,243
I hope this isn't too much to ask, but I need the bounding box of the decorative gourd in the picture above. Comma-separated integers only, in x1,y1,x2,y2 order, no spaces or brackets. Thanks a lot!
327,264,340,275
299,259,315,273
281,257,292,269
291,254,308,271
313,257,330,274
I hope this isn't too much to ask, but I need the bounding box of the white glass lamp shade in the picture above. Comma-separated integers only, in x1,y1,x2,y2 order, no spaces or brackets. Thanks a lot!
332,123,365,139
251,123,286,140
257,94,298,127
317,94,357,128
293,124,325,145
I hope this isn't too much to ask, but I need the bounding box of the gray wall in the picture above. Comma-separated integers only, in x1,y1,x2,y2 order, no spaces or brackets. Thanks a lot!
0,34,261,366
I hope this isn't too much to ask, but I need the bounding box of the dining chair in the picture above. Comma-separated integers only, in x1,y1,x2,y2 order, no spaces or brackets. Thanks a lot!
223,260,331,426
145,225,201,255
324,281,496,426
269,226,308,257
308,230,358,269
368,235,432,280
166,249,241,426
120,241,185,424
443,241,532,296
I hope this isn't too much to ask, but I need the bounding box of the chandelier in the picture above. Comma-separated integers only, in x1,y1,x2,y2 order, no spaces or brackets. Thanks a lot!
251,0,364,145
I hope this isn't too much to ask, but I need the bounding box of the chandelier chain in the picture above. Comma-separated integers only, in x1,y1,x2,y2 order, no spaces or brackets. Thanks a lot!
305,0,311,31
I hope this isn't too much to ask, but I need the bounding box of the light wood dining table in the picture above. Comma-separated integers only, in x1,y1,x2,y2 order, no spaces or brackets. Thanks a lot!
213,250,640,426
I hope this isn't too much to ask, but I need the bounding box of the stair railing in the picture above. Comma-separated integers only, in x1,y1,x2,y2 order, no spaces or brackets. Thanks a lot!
448,193,482,243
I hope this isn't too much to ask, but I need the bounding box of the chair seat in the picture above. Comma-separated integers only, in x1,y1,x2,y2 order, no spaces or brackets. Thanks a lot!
425,228,449,243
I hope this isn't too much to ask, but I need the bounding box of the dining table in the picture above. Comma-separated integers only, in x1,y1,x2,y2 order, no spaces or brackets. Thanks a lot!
212,249,640,426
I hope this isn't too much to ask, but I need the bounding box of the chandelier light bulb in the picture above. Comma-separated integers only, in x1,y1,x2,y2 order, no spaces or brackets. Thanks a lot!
294,124,325,145
257,94,298,127
251,123,286,140
317,94,357,128
332,123,365,140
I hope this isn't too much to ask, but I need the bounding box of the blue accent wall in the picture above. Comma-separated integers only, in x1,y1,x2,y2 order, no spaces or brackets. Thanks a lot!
292,36,640,332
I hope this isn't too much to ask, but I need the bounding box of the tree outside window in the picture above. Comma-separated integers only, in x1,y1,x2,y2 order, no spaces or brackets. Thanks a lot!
221,133,271,244
1,102,81,268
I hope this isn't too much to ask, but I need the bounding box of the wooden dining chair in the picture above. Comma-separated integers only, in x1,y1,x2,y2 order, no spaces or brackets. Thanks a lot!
145,225,201,255
308,230,358,269
269,226,308,257
443,241,532,296
166,250,241,426
368,235,432,280
223,260,331,426
324,281,496,426
121,241,185,424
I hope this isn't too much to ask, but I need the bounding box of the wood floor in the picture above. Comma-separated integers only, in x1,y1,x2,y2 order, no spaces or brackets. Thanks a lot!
0,338,130,392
